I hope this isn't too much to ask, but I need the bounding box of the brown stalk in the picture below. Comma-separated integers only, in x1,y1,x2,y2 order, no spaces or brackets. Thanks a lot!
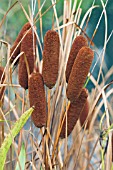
0,66,5,102
0,66,5,147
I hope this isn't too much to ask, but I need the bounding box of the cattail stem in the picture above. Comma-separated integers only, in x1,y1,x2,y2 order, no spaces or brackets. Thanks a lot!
51,101,70,162
45,89,51,169
47,89,51,128
0,66,5,148
0,67,5,103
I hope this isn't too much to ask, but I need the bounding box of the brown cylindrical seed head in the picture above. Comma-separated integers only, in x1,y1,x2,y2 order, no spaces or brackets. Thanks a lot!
42,30,60,89
66,35,88,82
29,72,47,128
67,46,94,103
10,22,31,65
60,88,88,138
0,67,5,101
18,29,36,89
80,98,89,128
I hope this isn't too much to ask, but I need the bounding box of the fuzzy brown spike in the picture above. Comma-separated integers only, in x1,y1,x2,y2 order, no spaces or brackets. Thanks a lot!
80,98,89,128
10,22,31,65
60,88,88,138
0,67,5,101
29,72,47,128
66,35,88,82
42,30,60,89
18,29,36,89
67,46,94,103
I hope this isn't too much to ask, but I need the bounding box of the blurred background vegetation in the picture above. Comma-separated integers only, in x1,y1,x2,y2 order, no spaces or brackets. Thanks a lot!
0,0,113,69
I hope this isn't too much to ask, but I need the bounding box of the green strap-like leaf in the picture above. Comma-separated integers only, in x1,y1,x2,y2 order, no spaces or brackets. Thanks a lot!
0,107,34,170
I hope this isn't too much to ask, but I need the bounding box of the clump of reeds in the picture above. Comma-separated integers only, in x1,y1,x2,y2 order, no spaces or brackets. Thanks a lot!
66,35,88,82
67,46,94,103
0,66,5,102
60,88,88,138
18,29,36,89
2,0,109,169
10,22,31,65
42,30,60,89
28,71,47,128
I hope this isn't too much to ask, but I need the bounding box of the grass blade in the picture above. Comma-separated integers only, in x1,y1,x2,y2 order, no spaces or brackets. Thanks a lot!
0,107,34,170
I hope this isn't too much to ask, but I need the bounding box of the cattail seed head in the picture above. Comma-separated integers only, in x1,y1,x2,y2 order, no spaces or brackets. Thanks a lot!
67,46,94,103
80,98,89,128
60,88,88,138
66,35,88,82
10,22,31,65
29,72,47,128
18,29,36,89
42,30,60,89
0,66,5,101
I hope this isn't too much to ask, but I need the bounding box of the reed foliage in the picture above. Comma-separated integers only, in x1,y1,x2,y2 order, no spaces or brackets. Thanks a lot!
0,0,113,170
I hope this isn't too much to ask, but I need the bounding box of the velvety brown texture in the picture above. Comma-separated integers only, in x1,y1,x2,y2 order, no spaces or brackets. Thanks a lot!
66,35,88,82
10,22,31,65
18,29,36,89
42,30,60,89
0,67,5,101
29,72,47,128
67,47,94,103
60,88,88,138
80,98,89,128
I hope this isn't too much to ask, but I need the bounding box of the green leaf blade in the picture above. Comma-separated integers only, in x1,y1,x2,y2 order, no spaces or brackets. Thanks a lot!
0,107,34,170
